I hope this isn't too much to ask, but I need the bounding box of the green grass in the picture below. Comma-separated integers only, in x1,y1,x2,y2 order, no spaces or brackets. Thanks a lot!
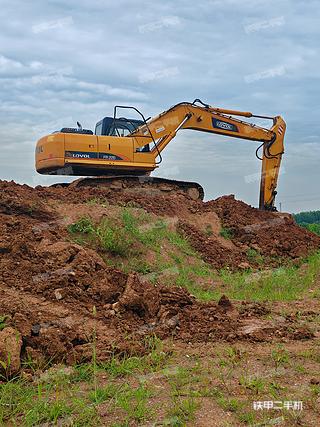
174,264,216,301
217,251,320,301
217,396,244,412
117,384,153,422
69,209,171,258
99,350,168,379
166,232,197,256
167,396,198,426
0,380,152,427
271,345,290,370
0,337,168,426
97,219,134,256
88,382,153,422
219,227,234,239
302,223,320,236
86,197,109,208
239,375,266,395
0,378,99,426
67,208,320,304
68,217,95,234
67,208,215,298
2,342,320,426
246,248,264,265
296,348,320,363
0,314,8,331
164,365,201,426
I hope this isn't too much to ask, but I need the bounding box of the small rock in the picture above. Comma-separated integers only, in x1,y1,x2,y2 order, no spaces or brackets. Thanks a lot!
218,295,233,310
38,366,76,383
310,378,320,385
112,302,120,311
238,262,250,269
20,371,33,382
165,315,179,328
54,289,63,300
0,246,10,254
31,324,41,336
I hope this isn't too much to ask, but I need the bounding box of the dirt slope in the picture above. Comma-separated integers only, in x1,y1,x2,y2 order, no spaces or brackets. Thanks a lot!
0,180,319,369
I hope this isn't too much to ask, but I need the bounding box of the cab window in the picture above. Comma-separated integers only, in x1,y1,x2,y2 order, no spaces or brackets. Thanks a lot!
95,122,103,136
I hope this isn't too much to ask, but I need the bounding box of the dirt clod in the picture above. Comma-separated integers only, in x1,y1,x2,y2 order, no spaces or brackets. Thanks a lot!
0,327,22,376
218,294,233,310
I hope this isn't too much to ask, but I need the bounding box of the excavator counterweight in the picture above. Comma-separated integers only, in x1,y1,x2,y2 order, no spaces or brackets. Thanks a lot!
35,99,286,210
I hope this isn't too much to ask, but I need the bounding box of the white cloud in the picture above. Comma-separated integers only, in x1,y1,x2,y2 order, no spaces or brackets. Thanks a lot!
32,17,73,34
0,0,319,211
0,55,23,73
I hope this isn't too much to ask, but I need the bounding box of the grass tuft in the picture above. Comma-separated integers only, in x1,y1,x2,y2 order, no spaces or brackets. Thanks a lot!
219,227,234,239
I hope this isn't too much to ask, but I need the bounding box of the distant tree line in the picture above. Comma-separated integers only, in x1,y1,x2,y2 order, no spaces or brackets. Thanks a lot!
293,210,320,236
293,211,320,225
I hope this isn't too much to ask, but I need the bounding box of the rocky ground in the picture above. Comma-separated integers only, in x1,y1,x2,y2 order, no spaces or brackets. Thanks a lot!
0,179,320,426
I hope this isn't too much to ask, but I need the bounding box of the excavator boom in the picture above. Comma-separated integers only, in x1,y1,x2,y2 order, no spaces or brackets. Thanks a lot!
35,99,285,210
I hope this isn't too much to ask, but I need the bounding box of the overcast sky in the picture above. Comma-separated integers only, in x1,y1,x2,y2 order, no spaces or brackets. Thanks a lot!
0,0,319,212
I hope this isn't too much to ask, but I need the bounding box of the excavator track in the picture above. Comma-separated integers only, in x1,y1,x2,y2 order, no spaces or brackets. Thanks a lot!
51,176,204,201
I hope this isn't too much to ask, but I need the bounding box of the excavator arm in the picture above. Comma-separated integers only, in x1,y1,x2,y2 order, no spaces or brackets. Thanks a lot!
129,100,285,210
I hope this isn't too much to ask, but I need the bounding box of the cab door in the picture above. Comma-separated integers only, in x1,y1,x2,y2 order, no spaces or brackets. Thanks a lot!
97,135,134,163
64,133,98,163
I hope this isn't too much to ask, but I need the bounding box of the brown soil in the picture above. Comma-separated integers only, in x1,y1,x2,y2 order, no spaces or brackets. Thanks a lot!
0,180,319,369
203,195,320,260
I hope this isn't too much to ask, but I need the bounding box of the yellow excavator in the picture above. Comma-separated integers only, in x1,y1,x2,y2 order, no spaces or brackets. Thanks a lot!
35,99,286,210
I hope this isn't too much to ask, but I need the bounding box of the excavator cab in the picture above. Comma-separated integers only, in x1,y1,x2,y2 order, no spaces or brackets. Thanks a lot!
95,117,143,137
35,114,155,177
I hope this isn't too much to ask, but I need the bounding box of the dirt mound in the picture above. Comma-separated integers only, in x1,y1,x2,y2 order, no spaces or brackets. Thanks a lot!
1,180,319,272
34,181,198,217
32,183,320,266
0,180,53,220
203,195,320,260
0,180,319,371
1,271,314,371
177,220,245,269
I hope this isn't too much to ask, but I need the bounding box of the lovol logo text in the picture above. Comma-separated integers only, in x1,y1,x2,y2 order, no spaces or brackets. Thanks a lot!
73,153,90,158
216,121,233,130
65,151,97,159
212,118,238,132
